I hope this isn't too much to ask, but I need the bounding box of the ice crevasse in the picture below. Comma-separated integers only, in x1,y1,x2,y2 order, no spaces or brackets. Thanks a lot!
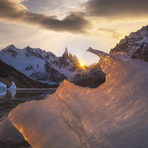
9,47,148,148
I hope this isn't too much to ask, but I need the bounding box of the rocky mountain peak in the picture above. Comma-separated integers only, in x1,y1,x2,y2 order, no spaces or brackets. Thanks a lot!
2,44,16,51
24,46,47,60
1,44,18,58
64,47,68,56
61,47,79,67
73,55,79,64
140,25,148,32
8,44,16,48
110,25,148,62
0,45,106,87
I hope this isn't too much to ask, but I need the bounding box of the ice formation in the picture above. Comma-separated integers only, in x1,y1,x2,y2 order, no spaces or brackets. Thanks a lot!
9,47,148,148
8,81,16,90
0,90,6,97
7,82,16,97
0,82,7,90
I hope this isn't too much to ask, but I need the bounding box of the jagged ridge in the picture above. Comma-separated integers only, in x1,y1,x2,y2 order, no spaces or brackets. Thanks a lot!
0,45,106,87
110,25,148,62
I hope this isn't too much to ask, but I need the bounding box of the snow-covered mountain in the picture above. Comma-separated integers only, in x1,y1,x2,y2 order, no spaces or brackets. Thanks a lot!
0,45,105,86
0,45,80,83
0,59,51,88
110,25,148,62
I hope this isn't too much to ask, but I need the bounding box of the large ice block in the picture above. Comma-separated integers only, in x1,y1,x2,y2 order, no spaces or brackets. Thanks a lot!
9,48,148,148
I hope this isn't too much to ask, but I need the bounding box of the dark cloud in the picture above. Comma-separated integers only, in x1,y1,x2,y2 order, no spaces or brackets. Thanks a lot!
98,28,122,39
22,0,67,13
0,0,89,33
84,0,148,18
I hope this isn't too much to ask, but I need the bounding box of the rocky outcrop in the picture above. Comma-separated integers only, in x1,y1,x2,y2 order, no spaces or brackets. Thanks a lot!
60,47,79,68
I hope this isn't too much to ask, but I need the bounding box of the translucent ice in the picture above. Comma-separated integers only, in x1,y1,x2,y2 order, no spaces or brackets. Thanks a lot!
9,48,148,148
0,82,6,90
8,81,16,90
8,82,16,97
0,90,6,97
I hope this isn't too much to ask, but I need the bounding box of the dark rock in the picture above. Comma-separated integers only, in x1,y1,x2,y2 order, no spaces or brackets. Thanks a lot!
61,47,79,67
72,63,106,88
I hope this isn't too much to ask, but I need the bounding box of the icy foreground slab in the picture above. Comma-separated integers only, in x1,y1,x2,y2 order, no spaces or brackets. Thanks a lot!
9,48,148,148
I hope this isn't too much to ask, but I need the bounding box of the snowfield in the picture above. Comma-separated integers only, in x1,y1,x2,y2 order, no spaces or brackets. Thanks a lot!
7,47,148,148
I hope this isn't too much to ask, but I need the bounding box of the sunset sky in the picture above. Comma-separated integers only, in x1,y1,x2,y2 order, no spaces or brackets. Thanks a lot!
1,0,148,65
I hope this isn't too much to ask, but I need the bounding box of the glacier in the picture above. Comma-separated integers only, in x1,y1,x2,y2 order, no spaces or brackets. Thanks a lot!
8,47,148,148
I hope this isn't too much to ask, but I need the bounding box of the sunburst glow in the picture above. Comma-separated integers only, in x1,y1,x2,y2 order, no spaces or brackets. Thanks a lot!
80,61,85,67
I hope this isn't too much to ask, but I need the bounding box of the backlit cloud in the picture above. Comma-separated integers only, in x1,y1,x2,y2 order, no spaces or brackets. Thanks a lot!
98,28,122,39
0,0,89,33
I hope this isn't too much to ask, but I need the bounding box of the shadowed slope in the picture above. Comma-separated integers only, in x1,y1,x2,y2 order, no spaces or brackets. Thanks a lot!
0,60,55,88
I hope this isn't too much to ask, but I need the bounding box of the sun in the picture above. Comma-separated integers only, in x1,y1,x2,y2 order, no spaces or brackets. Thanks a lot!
80,61,85,67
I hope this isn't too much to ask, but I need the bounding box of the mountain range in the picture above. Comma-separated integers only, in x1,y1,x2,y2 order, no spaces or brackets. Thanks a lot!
110,25,148,62
0,45,105,88
1,25,148,88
